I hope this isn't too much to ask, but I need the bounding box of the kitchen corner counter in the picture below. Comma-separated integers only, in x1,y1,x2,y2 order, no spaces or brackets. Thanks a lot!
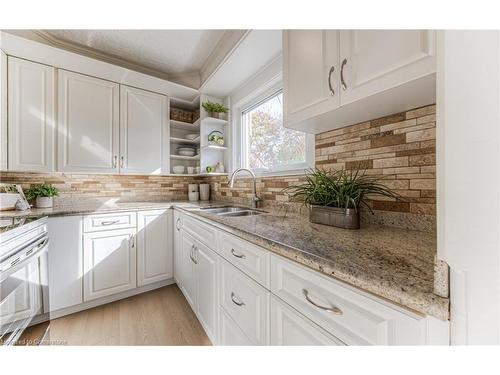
176,206,450,321
0,200,449,320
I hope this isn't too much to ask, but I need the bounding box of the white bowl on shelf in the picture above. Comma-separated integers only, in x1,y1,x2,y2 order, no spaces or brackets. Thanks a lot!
172,166,185,174
178,149,196,157
185,133,199,140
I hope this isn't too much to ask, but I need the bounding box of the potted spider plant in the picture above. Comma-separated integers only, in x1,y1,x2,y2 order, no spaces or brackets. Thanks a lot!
25,184,59,208
284,168,400,229
202,101,228,119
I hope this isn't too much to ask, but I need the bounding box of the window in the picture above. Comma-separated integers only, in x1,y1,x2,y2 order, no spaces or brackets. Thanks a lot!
240,90,313,174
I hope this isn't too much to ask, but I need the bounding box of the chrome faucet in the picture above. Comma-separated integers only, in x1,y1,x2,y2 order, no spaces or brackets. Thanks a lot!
228,168,262,209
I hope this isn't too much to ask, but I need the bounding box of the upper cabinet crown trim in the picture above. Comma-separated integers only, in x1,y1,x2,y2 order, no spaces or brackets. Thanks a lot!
0,31,199,101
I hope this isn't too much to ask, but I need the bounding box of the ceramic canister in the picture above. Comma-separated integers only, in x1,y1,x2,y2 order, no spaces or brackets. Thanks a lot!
199,184,210,201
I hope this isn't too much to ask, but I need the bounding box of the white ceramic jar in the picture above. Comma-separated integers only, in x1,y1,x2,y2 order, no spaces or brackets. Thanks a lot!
200,184,210,201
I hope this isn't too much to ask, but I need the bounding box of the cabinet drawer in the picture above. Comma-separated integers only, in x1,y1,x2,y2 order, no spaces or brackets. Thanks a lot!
270,296,344,346
218,307,253,345
270,254,426,345
84,211,136,232
220,259,269,345
218,231,270,288
182,214,217,250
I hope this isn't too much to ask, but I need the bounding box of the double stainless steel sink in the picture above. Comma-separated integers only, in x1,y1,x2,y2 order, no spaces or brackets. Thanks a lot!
199,206,265,217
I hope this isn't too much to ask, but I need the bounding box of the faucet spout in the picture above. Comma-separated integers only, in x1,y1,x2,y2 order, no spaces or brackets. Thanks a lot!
228,168,262,208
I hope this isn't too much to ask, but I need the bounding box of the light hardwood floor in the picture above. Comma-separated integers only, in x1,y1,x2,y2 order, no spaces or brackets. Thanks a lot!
43,284,211,345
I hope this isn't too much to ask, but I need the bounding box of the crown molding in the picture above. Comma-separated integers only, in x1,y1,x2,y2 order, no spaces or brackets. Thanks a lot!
200,30,250,86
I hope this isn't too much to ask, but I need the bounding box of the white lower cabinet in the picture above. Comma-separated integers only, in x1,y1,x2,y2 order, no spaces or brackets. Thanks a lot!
178,230,196,307
83,227,137,301
176,225,218,344
218,307,253,345
137,209,173,286
48,216,83,312
270,254,440,345
270,296,344,346
194,240,218,343
220,258,270,345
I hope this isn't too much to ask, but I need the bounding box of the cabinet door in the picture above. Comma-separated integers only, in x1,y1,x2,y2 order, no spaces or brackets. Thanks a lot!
48,216,83,312
120,86,169,174
178,230,196,308
219,307,253,345
283,30,339,127
137,209,173,286
83,227,136,301
339,30,436,106
0,51,7,170
270,296,344,346
173,210,183,285
8,57,55,172
58,69,119,173
194,241,218,343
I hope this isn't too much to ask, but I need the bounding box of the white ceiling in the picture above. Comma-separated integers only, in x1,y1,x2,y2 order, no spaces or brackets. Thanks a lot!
200,30,282,97
44,29,226,77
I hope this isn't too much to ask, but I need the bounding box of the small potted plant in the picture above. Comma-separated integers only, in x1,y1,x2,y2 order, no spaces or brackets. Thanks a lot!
202,101,228,119
284,168,400,229
25,184,59,208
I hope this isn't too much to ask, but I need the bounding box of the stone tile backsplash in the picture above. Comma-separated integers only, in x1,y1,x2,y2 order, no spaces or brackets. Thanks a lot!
0,104,436,229
0,171,205,205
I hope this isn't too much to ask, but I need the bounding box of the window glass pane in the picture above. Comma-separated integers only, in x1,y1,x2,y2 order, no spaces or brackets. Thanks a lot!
243,92,306,171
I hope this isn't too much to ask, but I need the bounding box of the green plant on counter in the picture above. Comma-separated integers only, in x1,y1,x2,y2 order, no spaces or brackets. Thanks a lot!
202,101,228,114
283,168,401,213
25,184,59,201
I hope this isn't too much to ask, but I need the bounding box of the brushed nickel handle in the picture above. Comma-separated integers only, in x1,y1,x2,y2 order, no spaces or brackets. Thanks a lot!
328,66,335,96
176,217,181,231
231,248,246,259
113,155,118,168
190,245,197,264
230,292,245,307
303,289,342,315
130,234,135,248
120,156,124,169
100,220,120,226
340,58,347,91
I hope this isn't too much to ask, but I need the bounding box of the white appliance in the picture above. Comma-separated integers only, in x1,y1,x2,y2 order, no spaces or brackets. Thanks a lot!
0,216,50,345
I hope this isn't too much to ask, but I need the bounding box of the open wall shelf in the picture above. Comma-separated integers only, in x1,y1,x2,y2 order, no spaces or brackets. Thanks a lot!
169,94,229,175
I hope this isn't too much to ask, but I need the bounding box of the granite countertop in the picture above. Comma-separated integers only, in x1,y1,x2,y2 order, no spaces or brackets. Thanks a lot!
177,206,449,321
0,200,207,218
0,200,449,320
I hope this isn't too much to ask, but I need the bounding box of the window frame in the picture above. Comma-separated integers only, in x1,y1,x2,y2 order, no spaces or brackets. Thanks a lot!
233,82,314,177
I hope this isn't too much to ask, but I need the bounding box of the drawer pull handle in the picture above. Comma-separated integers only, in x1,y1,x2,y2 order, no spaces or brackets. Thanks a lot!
230,292,245,307
190,245,197,264
100,220,120,226
303,289,343,315
231,248,245,259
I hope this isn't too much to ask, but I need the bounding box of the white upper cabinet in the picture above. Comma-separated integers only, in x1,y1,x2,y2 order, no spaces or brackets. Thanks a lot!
339,30,436,106
8,57,55,171
0,51,7,170
58,69,119,173
283,30,436,134
283,30,339,127
120,86,169,174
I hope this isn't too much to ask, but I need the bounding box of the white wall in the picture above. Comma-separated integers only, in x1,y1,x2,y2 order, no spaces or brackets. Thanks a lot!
437,30,500,344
